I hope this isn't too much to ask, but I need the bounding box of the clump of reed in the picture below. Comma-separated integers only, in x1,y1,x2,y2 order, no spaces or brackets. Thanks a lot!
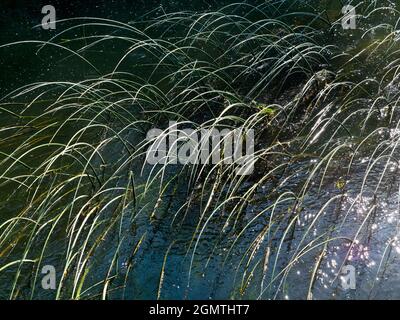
0,0,400,299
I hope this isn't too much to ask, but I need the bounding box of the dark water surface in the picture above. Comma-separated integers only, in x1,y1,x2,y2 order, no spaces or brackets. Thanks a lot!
1,0,400,300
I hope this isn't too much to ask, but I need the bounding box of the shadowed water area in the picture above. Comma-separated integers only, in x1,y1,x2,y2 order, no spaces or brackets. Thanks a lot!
1,0,400,300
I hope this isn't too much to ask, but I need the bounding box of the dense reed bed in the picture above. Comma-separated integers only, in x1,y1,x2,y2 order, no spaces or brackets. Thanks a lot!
1,1,400,299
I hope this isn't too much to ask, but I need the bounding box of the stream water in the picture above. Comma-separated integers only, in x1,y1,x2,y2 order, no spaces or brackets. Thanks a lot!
1,0,400,300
